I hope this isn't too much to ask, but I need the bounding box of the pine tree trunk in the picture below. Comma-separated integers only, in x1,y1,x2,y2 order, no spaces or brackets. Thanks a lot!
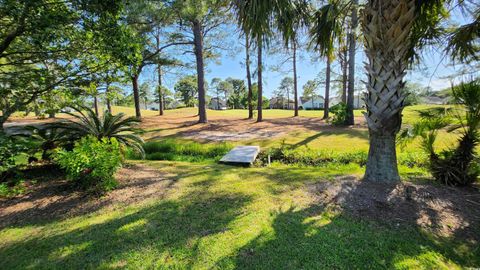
246,35,253,119
345,0,358,125
257,38,263,122
193,20,207,123
158,66,164,115
293,40,299,116
323,56,331,119
93,95,99,116
342,44,348,104
106,82,112,113
132,75,141,119
362,0,415,183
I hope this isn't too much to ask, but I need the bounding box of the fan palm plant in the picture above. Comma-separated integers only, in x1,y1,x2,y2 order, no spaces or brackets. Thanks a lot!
399,80,480,186
56,106,145,157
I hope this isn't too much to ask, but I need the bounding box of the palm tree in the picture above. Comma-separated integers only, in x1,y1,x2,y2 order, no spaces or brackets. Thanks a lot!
309,2,344,120
56,106,145,156
233,0,309,122
362,0,448,182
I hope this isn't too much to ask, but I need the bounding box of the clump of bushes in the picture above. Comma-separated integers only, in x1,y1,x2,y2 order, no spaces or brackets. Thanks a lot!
257,145,368,167
329,102,348,125
129,139,232,162
257,144,428,168
55,136,123,192
0,134,31,181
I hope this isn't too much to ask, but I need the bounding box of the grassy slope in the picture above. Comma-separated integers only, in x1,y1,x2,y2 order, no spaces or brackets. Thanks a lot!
0,160,476,269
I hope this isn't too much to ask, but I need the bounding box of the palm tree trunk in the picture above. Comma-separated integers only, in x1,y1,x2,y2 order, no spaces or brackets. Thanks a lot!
132,75,141,119
257,37,263,122
246,35,253,119
158,65,164,116
323,56,331,119
293,40,299,116
363,0,414,183
193,19,207,123
345,0,358,125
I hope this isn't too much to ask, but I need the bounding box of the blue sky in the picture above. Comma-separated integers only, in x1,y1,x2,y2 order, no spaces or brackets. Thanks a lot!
138,11,470,99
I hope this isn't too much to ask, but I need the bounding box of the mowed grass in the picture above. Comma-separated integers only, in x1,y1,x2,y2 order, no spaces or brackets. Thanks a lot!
0,160,476,269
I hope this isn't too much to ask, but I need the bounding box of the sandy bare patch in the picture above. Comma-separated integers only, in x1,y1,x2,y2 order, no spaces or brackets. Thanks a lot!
141,114,366,141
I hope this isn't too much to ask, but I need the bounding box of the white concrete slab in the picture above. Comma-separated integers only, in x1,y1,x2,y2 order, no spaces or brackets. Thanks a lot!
220,146,260,165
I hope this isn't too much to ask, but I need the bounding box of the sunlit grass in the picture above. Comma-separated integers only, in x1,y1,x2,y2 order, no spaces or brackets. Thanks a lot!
0,160,476,269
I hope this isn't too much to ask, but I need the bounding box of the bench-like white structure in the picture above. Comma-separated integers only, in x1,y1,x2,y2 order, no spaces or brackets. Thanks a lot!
220,146,260,165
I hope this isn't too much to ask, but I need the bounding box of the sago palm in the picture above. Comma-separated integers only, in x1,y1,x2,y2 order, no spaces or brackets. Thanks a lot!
56,106,145,156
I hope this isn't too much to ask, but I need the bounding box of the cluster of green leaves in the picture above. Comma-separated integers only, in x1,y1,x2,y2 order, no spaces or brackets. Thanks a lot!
0,134,28,181
329,102,348,125
128,139,232,162
257,144,428,168
55,136,123,192
0,180,28,198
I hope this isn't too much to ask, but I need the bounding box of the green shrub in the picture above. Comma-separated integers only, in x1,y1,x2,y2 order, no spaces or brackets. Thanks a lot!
0,134,28,181
55,136,123,192
329,102,348,125
132,139,232,162
260,145,368,167
0,180,27,198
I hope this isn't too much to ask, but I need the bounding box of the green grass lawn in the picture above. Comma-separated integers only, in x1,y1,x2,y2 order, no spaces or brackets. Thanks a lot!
0,161,476,269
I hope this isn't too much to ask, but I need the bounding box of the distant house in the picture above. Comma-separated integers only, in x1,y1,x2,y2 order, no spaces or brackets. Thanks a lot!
329,94,365,109
209,97,227,110
420,96,448,105
300,96,325,110
269,97,295,109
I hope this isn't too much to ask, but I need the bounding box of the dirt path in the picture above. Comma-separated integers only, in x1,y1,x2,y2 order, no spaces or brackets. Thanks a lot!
141,114,367,141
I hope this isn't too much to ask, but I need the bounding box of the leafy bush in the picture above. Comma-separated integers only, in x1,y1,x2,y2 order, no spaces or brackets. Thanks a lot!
0,180,27,198
130,139,232,162
258,144,368,167
0,134,28,181
55,136,123,192
258,144,428,168
329,102,348,125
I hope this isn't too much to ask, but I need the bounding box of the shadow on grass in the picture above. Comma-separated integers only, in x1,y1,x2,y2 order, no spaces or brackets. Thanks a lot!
0,191,252,269
215,203,478,269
